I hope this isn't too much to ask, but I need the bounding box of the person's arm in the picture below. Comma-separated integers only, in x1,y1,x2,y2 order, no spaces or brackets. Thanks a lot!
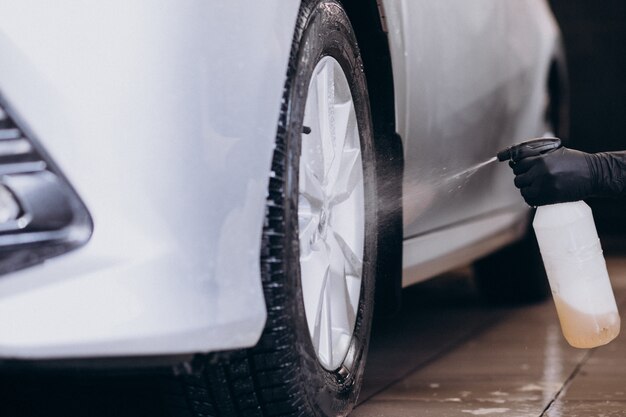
510,147,626,206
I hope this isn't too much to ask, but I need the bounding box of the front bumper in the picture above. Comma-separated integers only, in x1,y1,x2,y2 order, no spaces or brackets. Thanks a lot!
0,0,300,360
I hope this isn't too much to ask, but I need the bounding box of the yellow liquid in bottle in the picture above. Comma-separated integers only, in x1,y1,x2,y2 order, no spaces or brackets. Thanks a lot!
553,295,620,348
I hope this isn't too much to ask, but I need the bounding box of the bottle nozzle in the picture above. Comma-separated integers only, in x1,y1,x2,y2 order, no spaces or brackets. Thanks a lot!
497,147,513,162
496,137,562,162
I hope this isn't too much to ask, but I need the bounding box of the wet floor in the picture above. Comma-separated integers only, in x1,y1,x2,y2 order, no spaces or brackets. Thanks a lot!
353,246,626,417
2,247,626,416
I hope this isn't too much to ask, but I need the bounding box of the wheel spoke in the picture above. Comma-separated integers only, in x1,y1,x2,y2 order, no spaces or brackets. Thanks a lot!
311,268,332,366
329,149,365,268
333,100,353,153
315,59,336,183
329,145,362,206
301,83,326,184
333,231,363,278
325,100,353,189
327,234,357,342
301,243,330,339
298,214,318,258
300,162,325,208
322,277,333,366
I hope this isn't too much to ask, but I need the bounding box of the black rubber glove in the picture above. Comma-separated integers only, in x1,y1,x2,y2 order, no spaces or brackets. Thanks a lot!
510,147,626,206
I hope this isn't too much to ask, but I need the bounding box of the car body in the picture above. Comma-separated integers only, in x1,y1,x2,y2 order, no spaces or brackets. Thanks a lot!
391,1,560,286
0,0,562,363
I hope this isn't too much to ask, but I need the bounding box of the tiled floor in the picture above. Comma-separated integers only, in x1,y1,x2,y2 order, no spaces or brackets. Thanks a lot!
353,256,626,417
1,248,626,417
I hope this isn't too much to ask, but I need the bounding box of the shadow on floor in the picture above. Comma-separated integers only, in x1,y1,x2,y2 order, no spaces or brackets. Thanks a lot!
361,267,516,403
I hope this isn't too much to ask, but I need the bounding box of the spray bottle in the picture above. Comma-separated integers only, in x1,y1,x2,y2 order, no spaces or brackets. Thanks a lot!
497,138,620,348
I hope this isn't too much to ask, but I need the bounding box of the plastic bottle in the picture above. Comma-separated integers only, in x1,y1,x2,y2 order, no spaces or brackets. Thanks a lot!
533,201,620,348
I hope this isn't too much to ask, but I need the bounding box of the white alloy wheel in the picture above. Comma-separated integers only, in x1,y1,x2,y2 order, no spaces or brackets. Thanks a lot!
298,56,365,371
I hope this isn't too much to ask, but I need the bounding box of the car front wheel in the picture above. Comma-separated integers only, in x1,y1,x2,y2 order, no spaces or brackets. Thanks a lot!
171,1,379,416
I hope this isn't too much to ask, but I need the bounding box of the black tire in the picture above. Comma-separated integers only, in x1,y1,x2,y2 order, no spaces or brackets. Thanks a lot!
171,1,378,416
473,213,550,305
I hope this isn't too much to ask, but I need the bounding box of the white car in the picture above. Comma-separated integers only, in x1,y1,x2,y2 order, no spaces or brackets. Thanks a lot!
0,0,566,415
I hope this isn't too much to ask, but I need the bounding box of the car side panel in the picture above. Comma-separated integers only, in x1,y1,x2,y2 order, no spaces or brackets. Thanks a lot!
382,0,559,239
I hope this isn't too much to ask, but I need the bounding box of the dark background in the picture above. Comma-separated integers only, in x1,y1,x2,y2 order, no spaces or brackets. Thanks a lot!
549,0,626,234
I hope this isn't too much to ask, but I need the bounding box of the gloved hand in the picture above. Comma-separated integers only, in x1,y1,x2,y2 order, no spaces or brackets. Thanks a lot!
510,147,596,206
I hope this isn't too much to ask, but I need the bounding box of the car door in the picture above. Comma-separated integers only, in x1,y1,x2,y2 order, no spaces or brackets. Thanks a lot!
382,0,559,239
